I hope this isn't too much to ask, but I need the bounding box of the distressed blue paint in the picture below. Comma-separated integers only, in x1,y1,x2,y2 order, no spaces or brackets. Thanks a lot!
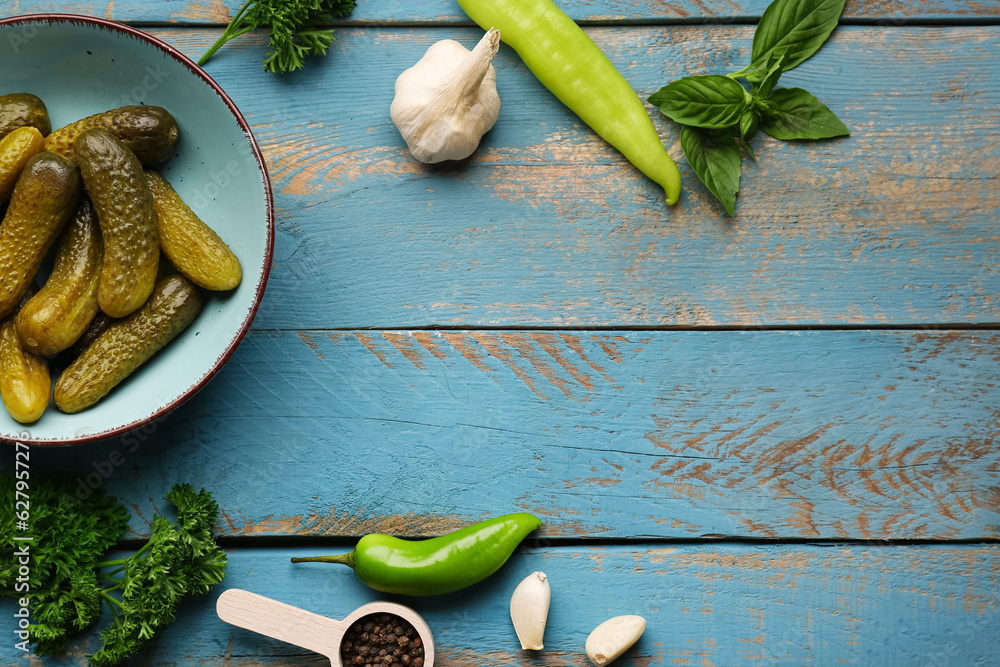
8,0,1000,24
16,329,1000,540
125,25,1000,329
2,544,998,665
2,8,997,667
4,25,988,329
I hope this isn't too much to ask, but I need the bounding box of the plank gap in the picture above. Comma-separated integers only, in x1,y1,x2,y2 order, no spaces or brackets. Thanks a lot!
120,18,1000,28
247,323,1000,334
113,535,1000,551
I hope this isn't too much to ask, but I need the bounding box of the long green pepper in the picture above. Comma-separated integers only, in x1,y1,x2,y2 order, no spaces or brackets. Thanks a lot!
291,512,541,596
457,0,681,204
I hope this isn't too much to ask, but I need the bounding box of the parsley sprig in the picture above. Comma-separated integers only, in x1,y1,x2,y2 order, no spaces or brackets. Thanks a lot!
1,475,227,665
198,0,358,73
648,0,850,215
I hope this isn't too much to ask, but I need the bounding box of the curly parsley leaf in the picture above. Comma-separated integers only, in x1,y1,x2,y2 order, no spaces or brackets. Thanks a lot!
1,474,128,655
198,0,358,73
1,475,227,665
89,484,228,666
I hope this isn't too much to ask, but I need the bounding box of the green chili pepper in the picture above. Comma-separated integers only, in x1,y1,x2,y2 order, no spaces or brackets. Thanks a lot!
456,0,681,204
290,512,541,596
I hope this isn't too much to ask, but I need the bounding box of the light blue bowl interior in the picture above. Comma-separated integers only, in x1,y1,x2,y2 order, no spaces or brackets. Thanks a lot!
0,16,272,444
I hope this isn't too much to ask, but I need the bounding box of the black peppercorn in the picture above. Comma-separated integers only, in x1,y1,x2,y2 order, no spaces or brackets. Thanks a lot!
341,613,426,667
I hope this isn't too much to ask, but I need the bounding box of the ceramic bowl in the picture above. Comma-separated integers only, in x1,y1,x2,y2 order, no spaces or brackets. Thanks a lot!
0,14,274,445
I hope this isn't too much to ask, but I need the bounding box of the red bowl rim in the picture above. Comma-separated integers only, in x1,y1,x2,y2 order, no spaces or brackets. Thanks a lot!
0,13,275,446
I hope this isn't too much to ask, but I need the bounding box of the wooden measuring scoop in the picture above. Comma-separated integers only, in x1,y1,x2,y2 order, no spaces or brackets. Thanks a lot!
217,588,435,667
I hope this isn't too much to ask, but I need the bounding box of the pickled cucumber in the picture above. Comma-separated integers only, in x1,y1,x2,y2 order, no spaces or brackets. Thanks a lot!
146,171,242,291
0,93,51,140
0,152,82,319
16,198,103,356
54,275,203,413
156,252,180,280
0,126,44,205
66,310,115,360
45,105,179,166
0,286,50,424
74,128,159,318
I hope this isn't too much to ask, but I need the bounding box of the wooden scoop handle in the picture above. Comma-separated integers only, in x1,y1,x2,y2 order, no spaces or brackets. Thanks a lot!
217,588,345,663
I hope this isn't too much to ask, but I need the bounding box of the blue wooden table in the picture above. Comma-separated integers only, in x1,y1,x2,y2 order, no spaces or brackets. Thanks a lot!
3,0,999,665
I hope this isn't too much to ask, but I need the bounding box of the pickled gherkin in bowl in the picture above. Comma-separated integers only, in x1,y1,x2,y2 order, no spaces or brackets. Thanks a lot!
0,14,273,444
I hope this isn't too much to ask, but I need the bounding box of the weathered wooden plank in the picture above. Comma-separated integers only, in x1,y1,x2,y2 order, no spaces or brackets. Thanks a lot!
18,329,1000,541
113,25,999,329
8,25,996,328
6,0,1000,25
3,543,997,665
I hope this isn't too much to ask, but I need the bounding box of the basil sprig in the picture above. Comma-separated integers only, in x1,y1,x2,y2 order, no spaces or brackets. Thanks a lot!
649,0,849,215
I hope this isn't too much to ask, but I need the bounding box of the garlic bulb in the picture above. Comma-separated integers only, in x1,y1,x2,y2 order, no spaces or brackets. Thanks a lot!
390,29,501,163
509,571,550,650
585,615,646,666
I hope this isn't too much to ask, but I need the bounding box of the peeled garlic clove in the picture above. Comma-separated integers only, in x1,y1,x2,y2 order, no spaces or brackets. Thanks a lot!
509,571,550,650
585,615,646,666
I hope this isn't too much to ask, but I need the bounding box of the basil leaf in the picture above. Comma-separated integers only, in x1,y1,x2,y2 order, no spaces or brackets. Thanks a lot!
759,87,849,140
751,0,847,72
746,47,787,97
740,110,759,140
680,125,742,216
648,75,747,129
740,106,760,142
